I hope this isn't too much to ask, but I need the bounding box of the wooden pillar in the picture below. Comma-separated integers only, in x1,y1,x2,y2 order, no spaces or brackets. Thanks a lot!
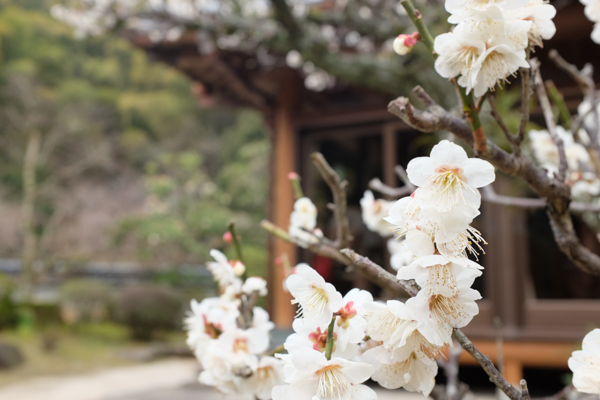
483,177,528,338
268,72,298,328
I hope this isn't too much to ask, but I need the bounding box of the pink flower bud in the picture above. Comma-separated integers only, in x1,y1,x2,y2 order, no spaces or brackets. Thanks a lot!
287,171,300,180
223,231,233,244
393,32,419,55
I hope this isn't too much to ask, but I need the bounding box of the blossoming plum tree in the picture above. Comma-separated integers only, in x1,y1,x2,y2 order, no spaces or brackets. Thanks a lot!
53,0,600,399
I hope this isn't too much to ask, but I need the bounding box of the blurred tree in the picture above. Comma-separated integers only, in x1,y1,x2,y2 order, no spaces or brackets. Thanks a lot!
0,1,269,279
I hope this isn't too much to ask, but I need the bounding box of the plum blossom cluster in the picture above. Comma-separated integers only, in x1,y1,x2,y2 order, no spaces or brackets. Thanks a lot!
528,125,600,198
185,249,283,399
434,0,556,97
581,0,600,43
365,140,493,394
289,197,323,248
569,328,600,395
280,141,495,398
273,265,378,400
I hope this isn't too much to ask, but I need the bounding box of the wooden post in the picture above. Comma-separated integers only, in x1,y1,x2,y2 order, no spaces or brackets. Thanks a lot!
268,71,298,328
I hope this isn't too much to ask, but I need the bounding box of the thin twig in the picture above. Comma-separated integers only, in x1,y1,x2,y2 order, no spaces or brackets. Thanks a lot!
520,380,531,400
368,177,413,198
395,165,416,191
487,93,517,152
517,46,532,146
311,152,352,248
531,58,567,181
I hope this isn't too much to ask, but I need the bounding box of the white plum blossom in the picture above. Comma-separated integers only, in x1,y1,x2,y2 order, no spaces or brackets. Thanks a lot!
207,249,242,291
184,297,239,357
360,190,393,237
242,356,286,400
434,20,529,97
529,127,590,177
406,140,495,212
186,247,279,397
397,254,483,297
289,197,322,247
243,276,268,296
286,263,343,328
361,345,437,396
272,349,377,400
252,306,276,333
581,0,600,43
387,238,416,271
569,328,600,394
407,285,481,346
507,0,557,46
334,289,373,351
284,318,359,360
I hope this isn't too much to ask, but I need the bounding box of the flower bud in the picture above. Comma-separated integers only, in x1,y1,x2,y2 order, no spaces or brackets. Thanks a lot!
223,231,233,244
232,261,246,277
287,171,300,180
393,32,419,55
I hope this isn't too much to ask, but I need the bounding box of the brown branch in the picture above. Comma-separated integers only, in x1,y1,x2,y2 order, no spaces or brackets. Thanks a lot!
482,185,546,209
487,93,518,152
340,249,418,296
395,165,416,191
311,152,352,248
531,59,568,181
389,85,600,276
368,177,412,198
263,214,524,399
548,49,594,96
521,380,531,400
517,46,532,146
452,329,523,400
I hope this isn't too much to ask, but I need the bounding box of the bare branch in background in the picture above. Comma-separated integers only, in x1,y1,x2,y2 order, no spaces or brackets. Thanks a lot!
517,46,532,146
311,152,352,248
368,177,412,198
487,93,518,152
395,164,416,191
531,59,568,181
520,380,531,400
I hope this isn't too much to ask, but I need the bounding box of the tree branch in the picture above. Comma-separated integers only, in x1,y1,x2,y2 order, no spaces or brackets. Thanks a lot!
389,85,600,276
531,59,568,181
311,152,352,248
368,177,413,198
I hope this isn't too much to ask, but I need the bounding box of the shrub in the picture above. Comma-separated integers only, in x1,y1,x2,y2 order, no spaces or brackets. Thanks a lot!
0,274,18,330
59,279,113,325
113,284,181,341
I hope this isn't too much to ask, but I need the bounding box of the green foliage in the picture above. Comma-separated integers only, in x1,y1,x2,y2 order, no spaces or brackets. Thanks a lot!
0,273,18,330
0,0,270,277
113,284,182,341
59,279,113,324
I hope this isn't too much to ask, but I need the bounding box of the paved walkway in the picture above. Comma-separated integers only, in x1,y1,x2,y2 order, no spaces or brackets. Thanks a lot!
0,359,199,400
0,357,491,400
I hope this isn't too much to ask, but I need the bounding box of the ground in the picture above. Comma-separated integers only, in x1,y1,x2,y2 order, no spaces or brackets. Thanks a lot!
0,357,492,400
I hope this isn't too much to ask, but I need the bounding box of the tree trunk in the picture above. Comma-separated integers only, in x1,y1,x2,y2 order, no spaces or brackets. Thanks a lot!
21,130,41,303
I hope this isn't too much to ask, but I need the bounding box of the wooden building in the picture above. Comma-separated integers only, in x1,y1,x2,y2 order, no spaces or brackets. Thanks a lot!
129,0,600,386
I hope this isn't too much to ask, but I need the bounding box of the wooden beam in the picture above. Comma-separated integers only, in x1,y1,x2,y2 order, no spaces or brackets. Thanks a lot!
268,71,299,328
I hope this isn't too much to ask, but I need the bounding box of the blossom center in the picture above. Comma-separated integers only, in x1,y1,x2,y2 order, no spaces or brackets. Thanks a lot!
426,263,458,295
291,285,329,318
233,338,249,353
309,327,336,352
316,364,351,400
429,294,460,325
202,315,223,339
337,301,357,328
